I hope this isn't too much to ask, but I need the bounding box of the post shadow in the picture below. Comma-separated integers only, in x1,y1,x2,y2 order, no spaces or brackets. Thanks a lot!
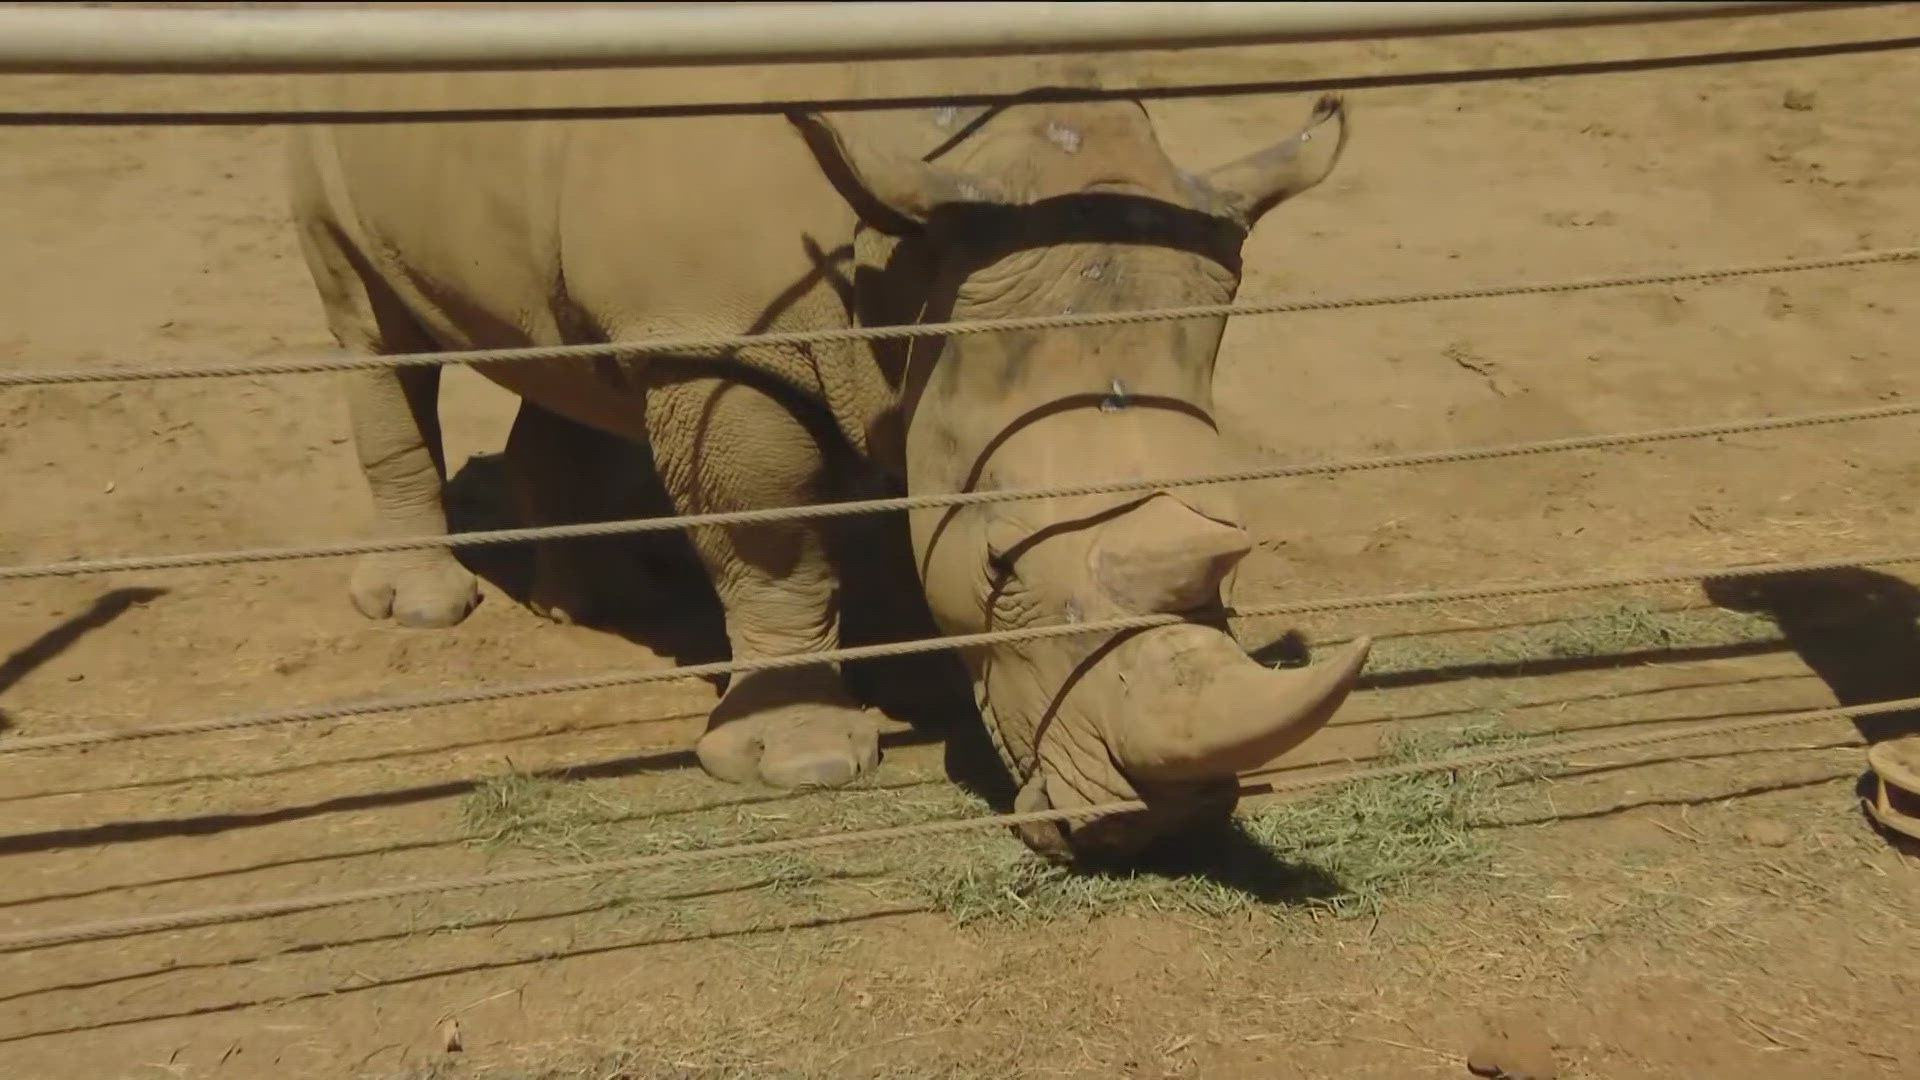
1702,566,1920,744
0,586,167,734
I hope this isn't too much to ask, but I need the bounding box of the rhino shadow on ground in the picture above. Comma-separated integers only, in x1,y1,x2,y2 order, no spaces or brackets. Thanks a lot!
443,444,976,738
1085,817,1351,904
444,447,730,674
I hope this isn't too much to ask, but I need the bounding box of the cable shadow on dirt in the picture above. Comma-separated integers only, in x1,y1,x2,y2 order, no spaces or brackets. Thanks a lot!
0,586,166,734
0,845,1341,1038
0,726,943,857
0,775,945,912
0,902,925,1047
1477,769,1862,830
0,868,891,1006
1246,628,1790,692
5,742,1866,1009
0,707,711,805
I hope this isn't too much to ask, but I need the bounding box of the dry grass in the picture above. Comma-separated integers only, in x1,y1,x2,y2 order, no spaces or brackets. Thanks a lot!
418,603,1916,1080
416,762,1908,1080
902,719,1549,925
456,714,1549,934
452,600,1780,912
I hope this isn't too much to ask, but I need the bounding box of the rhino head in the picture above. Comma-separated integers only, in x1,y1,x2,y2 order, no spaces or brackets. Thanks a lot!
796,94,1369,862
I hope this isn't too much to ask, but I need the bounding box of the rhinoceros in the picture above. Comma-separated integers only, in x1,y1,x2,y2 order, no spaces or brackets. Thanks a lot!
286,78,1371,861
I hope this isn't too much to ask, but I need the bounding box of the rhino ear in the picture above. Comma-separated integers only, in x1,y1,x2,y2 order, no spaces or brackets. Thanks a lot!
1199,94,1349,225
790,111,1004,227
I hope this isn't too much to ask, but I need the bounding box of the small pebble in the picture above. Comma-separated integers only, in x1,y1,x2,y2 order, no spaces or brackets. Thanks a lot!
1782,89,1817,111
1744,818,1793,848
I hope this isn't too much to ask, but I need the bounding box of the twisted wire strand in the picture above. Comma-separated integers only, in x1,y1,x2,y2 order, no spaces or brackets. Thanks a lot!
4,397,1916,582
2,691,1909,953
5,548,1916,755
0,247,1912,388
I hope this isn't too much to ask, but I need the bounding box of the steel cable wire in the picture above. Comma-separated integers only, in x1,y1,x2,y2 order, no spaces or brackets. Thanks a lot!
5,548,1917,755
0,247,1911,388
2,398,1916,582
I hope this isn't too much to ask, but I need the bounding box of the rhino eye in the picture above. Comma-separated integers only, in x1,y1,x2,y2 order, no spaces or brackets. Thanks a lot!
984,519,1022,581
988,547,1016,580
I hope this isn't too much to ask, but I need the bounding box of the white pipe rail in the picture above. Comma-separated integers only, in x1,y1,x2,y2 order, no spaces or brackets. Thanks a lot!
0,2,1852,75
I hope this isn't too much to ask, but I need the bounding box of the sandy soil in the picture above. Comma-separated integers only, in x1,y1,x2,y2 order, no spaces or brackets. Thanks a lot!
1,3,1918,1078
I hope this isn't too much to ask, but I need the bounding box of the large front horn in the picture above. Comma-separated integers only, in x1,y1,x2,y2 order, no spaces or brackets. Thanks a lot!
1101,624,1371,782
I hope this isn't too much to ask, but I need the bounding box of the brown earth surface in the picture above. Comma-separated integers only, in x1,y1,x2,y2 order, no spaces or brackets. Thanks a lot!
2,4,1919,1078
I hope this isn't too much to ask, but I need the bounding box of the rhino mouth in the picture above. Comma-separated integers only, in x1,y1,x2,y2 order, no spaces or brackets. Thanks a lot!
1004,623,1373,863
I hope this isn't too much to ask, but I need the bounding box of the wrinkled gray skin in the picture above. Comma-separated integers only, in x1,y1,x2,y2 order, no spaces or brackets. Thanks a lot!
288,79,1370,862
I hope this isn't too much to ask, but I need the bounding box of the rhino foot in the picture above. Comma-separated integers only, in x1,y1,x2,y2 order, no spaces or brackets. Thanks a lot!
697,669,880,789
698,707,880,789
350,551,480,628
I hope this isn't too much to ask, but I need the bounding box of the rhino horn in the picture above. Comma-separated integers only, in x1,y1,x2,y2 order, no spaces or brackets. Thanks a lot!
1105,625,1371,782
1201,93,1349,224
789,111,1004,225
1090,495,1252,615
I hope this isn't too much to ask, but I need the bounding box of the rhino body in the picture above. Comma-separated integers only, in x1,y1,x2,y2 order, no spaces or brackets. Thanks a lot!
287,74,1370,860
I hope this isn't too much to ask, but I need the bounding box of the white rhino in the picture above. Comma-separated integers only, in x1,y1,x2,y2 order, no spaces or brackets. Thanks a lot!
287,78,1371,861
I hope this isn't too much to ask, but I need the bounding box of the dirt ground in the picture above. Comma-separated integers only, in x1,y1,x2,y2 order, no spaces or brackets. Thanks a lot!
3,3,1919,1078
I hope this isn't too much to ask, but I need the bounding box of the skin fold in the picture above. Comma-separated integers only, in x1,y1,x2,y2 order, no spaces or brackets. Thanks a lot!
287,75,1370,862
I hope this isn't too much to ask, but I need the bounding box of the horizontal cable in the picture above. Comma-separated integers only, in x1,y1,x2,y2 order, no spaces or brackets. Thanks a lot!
4,548,1916,756
4,397,1917,583
2,691,1909,953
12,32,1918,127
0,246,1912,388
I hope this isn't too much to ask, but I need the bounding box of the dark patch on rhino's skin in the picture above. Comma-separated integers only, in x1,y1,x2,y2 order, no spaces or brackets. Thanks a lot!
924,194,1248,280
881,198,1244,585
844,186,1244,481
907,192,1247,470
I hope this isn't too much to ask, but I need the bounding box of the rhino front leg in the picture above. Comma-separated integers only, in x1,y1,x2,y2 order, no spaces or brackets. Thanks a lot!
344,364,482,628
647,375,879,789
